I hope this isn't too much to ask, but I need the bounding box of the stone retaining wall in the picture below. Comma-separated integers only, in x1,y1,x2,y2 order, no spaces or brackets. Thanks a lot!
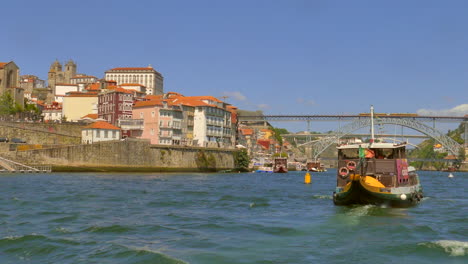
0,122,83,145
7,139,236,172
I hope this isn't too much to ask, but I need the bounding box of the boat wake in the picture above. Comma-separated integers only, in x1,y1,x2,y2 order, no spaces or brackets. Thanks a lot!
419,240,468,257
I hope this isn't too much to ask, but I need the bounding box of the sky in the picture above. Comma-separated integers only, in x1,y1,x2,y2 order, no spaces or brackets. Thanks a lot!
2,0,467,133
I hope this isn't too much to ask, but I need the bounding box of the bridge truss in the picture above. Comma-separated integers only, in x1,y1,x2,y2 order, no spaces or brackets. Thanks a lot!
298,118,463,160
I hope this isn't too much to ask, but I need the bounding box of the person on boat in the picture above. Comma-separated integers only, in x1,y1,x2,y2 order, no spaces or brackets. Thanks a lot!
365,148,375,158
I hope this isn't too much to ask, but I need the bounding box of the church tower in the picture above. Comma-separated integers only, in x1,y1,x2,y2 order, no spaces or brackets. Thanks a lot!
64,59,77,83
47,59,62,89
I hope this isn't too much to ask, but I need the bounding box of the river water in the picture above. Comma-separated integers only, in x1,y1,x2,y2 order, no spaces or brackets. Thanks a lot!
0,170,466,263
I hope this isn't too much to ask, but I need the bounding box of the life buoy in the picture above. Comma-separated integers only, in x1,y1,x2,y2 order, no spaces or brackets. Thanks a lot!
339,167,349,178
347,161,357,171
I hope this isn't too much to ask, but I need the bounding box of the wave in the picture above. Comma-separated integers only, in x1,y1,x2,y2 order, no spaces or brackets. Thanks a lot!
0,234,79,245
419,240,468,257
84,224,134,234
310,194,333,200
88,243,188,264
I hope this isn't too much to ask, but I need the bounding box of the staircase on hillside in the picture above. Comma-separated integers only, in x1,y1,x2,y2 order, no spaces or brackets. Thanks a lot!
0,156,51,173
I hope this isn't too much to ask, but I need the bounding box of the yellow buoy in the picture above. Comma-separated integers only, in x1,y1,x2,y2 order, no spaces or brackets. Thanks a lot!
304,172,311,184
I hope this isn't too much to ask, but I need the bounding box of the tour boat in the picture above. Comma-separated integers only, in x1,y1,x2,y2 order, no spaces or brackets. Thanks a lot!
333,106,423,207
273,157,288,173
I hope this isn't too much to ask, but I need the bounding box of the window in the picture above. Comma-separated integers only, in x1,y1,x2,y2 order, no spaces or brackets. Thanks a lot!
105,130,109,138
151,111,155,117
140,112,143,118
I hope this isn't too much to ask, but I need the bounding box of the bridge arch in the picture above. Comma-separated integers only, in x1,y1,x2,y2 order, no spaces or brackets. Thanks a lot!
299,118,462,159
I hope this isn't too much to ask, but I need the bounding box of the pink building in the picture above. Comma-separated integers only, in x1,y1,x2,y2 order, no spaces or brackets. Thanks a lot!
132,100,163,144
132,99,183,145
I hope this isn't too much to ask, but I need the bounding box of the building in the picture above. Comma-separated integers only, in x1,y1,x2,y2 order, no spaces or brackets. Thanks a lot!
42,102,62,122
132,100,163,144
120,83,147,95
0,61,24,107
54,83,79,103
190,96,233,148
20,75,45,93
104,66,163,95
70,74,98,85
62,92,98,122
81,121,121,144
98,87,134,126
47,59,77,92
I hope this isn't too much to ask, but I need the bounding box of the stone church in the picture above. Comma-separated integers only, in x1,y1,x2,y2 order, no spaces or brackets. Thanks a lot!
0,61,24,107
48,59,77,91
46,59,77,103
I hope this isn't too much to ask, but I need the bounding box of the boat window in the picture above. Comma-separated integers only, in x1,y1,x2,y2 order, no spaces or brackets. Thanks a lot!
375,149,394,159
395,147,406,159
339,149,359,159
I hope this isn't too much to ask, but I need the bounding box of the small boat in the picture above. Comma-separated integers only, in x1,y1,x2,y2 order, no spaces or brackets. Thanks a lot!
333,106,423,208
255,166,273,173
306,161,327,172
273,157,288,173
448,173,454,178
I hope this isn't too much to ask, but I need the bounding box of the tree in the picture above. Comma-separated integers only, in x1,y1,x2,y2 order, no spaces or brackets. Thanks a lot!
0,92,17,116
271,127,289,146
234,149,250,171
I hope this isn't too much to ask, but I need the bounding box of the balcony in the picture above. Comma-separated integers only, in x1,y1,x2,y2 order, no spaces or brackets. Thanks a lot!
118,119,144,130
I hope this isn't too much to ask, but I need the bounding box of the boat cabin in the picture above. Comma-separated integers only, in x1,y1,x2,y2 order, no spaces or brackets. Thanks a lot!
337,142,418,189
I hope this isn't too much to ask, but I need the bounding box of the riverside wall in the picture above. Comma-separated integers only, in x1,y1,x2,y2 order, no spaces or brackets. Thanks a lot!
5,139,236,172
0,122,83,145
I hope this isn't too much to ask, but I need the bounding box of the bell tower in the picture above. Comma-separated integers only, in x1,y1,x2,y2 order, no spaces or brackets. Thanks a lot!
64,59,77,83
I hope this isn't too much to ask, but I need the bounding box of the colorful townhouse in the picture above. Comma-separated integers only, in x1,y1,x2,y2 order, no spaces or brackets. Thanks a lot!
97,87,134,126
81,121,121,144
62,91,98,122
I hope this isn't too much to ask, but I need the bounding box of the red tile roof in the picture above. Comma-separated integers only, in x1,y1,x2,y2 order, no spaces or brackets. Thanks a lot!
0,62,7,69
145,95,164,100
257,139,271,150
83,121,121,130
65,92,98,97
86,83,101,91
188,96,223,103
121,83,146,87
133,100,163,108
81,114,98,119
240,128,254,135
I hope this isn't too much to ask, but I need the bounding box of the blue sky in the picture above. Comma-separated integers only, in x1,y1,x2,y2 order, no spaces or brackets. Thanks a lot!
2,0,467,133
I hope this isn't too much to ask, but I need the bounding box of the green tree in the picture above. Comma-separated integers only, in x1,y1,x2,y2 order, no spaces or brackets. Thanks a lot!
234,149,250,171
0,92,17,115
271,127,289,145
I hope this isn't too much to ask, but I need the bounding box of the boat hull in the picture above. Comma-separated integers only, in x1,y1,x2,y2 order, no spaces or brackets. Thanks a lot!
333,179,423,208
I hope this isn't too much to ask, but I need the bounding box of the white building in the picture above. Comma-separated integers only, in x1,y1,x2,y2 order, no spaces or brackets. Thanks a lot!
104,66,163,95
120,83,147,94
81,121,121,144
55,83,79,103
191,96,233,148
70,75,98,85
42,102,62,122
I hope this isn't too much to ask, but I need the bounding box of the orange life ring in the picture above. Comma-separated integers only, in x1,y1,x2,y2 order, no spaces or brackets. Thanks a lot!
347,161,357,171
339,167,349,178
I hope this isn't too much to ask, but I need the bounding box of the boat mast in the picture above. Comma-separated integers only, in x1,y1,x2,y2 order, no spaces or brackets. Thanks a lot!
370,105,375,143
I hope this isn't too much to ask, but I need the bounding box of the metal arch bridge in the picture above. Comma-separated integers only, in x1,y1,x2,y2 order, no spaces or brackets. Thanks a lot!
238,114,467,122
297,117,463,160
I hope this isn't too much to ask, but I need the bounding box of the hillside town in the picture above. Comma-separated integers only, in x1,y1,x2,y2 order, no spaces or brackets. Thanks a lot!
0,60,295,167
